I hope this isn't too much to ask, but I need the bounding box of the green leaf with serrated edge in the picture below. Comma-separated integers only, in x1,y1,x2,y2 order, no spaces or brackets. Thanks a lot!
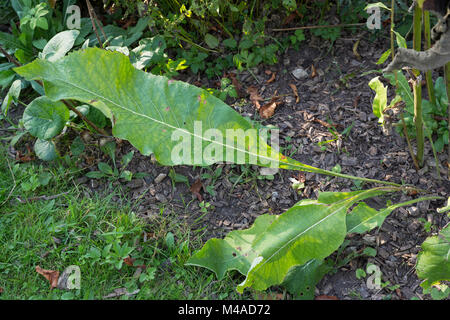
34,139,58,161
416,224,450,290
281,259,332,300
23,96,69,140
186,214,278,279
13,48,400,186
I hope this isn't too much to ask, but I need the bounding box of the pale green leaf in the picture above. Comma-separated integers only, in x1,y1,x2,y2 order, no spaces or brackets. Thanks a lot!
42,30,80,61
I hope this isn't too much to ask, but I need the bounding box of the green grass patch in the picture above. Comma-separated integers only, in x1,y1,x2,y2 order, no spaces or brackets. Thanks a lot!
0,144,245,300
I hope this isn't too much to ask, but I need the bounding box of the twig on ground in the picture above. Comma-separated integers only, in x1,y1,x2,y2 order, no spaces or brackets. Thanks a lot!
16,191,70,204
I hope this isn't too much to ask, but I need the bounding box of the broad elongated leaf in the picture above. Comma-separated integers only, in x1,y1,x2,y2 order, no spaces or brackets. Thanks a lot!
416,224,450,290
13,48,398,186
23,96,69,140
188,187,398,293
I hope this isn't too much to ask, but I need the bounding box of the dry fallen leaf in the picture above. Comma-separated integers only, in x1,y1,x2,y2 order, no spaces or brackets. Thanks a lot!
0,287,3,294
123,256,135,267
311,64,317,78
190,179,203,201
259,97,282,119
247,86,263,110
266,72,276,84
35,265,59,289
289,83,300,103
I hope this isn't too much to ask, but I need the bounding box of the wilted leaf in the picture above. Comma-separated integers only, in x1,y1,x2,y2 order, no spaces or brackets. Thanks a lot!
190,179,203,201
247,85,263,109
266,72,276,84
35,265,59,289
289,83,299,103
259,97,281,119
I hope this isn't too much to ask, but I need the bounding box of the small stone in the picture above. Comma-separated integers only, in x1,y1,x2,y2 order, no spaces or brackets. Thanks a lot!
155,193,167,203
154,173,167,184
407,206,420,217
292,67,308,79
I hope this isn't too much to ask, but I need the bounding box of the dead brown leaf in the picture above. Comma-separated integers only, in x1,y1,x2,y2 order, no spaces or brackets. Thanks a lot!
190,179,203,202
35,265,59,289
266,72,276,84
311,64,317,78
289,83,300,103
123,256,135,267
0,287,3,294
247,86,263,110
259,97,282,119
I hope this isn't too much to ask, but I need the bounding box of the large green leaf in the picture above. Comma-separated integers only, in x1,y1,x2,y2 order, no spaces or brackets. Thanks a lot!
188,187,398,293
13,48,398,185
416,224,450,290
